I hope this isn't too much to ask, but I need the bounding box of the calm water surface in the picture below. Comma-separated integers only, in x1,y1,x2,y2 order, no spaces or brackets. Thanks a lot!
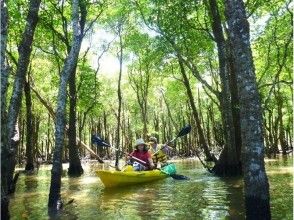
10,157,293,220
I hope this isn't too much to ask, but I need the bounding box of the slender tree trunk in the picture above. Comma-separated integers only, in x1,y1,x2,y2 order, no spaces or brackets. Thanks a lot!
115,24,123,169
31,85,103,161
273,113,279,155
67,0,87,176
206,108,211,147
178,58,215,162
6,0,41,195
24,78,34,171
20,117,25,164
225,0,271,218
48,0,84,210
47,114,51,161
33,116,40,163
1,0,10,218
275,88,287,154
68,67,83,176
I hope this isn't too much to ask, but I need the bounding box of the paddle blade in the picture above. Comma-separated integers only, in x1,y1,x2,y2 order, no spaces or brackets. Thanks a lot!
91,135,111,147
170,174,190,180
177,125,191,138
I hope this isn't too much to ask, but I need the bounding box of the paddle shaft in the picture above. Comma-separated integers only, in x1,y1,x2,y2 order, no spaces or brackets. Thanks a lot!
152,125,191,156
108,146,148,166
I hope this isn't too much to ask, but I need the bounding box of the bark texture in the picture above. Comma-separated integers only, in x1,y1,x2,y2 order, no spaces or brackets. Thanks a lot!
67,0,87,176
24,78,35,171
48,0,84,210
1,0,10,218
68,66,83,176
207,0,240,176
178,58,215,162
224,0,271,219
6,0,41,194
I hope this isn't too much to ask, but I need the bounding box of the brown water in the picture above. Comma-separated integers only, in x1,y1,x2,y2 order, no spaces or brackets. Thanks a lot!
9,157,293,219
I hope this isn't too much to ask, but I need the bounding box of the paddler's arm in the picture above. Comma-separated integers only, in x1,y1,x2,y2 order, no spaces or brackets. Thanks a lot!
163,144,173,151
148,158,155,169
153,143,173,156
147,152,155,169
126,151,134,164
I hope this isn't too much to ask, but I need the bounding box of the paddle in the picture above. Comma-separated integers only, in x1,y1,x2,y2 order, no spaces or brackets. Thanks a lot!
92,130,191,180
152,125,192,180
152,124,192,157
91,135,148,168
167,124,192,144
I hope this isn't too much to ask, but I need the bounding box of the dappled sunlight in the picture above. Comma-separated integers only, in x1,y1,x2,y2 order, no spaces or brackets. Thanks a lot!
265,158,279,162
267,166,293,175
79,176,99,185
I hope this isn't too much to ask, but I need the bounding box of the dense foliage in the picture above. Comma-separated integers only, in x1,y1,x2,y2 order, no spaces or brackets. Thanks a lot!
4,0,292,162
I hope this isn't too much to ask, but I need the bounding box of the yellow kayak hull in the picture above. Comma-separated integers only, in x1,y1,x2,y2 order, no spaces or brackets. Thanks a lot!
96,169,168,188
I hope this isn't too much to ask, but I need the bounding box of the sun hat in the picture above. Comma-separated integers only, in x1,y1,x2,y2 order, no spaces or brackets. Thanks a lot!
135,138,148,147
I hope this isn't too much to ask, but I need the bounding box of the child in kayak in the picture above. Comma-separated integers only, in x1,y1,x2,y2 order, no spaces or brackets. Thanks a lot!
148,136,173,168
128,138,155,171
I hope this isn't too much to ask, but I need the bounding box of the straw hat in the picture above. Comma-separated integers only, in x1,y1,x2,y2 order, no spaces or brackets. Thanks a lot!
135,138,148,147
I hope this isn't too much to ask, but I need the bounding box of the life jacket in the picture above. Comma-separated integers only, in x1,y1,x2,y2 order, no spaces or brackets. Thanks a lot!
150,144,168,164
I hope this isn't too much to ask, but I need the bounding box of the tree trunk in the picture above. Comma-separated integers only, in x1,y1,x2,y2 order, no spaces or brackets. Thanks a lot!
48,0,84,210
31,85,103,161
24,78,34,171
115,24,123,169
1,0,10,218
68,67,83,176
66,0,87,176
33,116,40,163
207,0,240,176
47,114,51,161
275,88,287,154
225,0,271,218
227,43,242,165
6,0,41,195
129,58,150,140
19,117,25,164
178,58,215,162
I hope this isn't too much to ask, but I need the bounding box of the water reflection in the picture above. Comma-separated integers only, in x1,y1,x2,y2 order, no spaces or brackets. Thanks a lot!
9,157,293,219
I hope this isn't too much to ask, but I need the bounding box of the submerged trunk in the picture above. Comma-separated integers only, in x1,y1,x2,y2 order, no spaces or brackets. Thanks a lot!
225,0,271,218
6,0,41,194
48,0,84,210
67,0,87,174
207,0,240,176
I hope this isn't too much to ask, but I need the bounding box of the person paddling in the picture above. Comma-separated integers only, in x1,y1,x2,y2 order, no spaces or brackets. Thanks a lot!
128,138,155,171
148,136,173,168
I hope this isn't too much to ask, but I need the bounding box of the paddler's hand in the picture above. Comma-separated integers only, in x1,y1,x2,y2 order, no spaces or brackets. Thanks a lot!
148,159,155,169
162,144,173,152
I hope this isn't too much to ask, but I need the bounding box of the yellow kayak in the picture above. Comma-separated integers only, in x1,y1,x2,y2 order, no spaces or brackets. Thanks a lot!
96,166,168,188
